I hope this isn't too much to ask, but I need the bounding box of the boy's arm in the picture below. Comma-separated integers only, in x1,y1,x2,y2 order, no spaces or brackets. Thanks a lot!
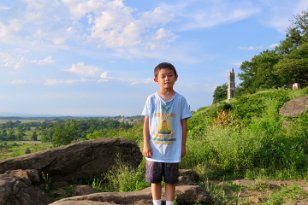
181,118,188,158
143,116,152,158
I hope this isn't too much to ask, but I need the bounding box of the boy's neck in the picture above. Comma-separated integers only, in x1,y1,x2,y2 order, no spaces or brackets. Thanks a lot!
158,88,176,101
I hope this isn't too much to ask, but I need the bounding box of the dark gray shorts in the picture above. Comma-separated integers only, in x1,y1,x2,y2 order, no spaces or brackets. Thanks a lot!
145,160,179,184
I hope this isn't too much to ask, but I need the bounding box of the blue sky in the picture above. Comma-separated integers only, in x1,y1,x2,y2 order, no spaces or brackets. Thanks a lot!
0,0,307,116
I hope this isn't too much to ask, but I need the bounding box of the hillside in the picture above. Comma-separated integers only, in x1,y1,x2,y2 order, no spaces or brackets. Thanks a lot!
184,87,308,178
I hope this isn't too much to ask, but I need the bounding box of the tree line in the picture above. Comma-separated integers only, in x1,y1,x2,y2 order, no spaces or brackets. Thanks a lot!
0,118,134,146
213,11,308,103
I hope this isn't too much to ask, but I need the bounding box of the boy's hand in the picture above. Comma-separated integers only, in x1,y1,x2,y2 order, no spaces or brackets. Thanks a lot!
143,144,152,158
181,146,186,158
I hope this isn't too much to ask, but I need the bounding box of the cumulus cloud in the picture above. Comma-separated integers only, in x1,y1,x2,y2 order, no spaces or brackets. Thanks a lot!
62,0,105,19
89,1,141,48
66,62,100,77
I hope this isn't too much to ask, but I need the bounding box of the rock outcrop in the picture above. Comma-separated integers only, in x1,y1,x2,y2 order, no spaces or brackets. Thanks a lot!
0,169,51,205
279,96,308,117
49,185,212,205
0,138,142,183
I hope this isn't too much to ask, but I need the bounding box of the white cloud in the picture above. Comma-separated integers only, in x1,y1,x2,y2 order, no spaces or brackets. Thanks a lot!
31,56,54,65
44,78,88,86
176,1,260,30
0,52,26,70
120,77,153,85
140,6,174,28
239,43,280,51
0,20,20,42
67,63,100,77
89,1,141,48
62,0,105,19
239,45,263,51
98,71,111,82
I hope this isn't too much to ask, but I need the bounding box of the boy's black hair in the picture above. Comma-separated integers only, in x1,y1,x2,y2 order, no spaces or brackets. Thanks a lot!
154,62,178,78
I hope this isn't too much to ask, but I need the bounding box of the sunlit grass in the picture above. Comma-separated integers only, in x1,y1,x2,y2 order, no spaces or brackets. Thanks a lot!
0,141,52,160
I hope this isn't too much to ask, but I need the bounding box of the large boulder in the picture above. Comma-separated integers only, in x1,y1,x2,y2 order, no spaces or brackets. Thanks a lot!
279,96,308,117
0,169,51,205
0,138,142,183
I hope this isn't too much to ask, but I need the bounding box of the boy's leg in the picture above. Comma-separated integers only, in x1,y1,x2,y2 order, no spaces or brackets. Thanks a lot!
151,183,162,200
164,163,179,204
146,160,163,204
165,183,176,201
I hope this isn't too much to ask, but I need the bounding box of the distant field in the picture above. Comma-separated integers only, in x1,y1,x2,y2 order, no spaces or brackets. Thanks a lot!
0,119,45,124
0,141,52,160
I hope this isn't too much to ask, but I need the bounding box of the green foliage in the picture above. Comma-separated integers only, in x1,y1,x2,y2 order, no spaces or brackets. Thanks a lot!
0,141,51,160
24,147,31,154
102,158,147,192
274,42,308,86
186,88,308,179
265,185,308,205
52,120,81,146
231,89,290,123
239,50,282,93
213,83,228,103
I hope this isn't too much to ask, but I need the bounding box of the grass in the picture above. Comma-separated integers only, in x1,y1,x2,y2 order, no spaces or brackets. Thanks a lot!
91,157,148,192
265,185,308,205
0,141,52,160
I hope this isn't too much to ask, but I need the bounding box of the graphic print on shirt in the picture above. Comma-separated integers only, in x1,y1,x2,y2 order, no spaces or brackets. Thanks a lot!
153,103,176,144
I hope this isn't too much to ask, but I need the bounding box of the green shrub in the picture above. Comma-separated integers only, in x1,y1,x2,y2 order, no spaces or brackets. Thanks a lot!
103,158,147,192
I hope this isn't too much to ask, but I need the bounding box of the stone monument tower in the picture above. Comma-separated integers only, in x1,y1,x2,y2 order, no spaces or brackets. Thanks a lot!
228,68,235,100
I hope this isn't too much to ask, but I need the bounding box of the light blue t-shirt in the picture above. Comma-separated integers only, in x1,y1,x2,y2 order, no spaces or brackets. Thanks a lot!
142,92,192,163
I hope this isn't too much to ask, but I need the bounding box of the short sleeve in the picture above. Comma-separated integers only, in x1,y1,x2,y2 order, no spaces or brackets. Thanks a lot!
142,96,150,116
181,97,192,119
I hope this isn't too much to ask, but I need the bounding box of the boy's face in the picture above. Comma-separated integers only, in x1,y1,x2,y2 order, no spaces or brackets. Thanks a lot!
154,68,177,89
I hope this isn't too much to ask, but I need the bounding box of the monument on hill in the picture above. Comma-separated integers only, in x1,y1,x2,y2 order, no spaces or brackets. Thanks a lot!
228,68,235,100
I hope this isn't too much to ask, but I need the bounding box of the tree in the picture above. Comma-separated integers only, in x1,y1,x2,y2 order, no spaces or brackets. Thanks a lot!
7,129,16,141
213,83,228,103
274,42,308,86
31,131,38,141
238,11,308,93
52,120,81,146
238,50,281,93
276,11,308,55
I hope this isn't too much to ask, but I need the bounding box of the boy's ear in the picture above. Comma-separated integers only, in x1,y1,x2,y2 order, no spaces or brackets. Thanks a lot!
154,77,158,82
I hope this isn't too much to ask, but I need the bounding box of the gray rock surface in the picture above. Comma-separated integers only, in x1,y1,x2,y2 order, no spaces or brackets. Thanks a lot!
279,96,308,117
0,138,142,183
0,169,51,205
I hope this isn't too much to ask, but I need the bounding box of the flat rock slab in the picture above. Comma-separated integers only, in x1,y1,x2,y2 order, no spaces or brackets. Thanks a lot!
49,185,212,205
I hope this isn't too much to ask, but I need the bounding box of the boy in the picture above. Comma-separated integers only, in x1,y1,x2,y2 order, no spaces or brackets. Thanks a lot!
142,62,192,205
